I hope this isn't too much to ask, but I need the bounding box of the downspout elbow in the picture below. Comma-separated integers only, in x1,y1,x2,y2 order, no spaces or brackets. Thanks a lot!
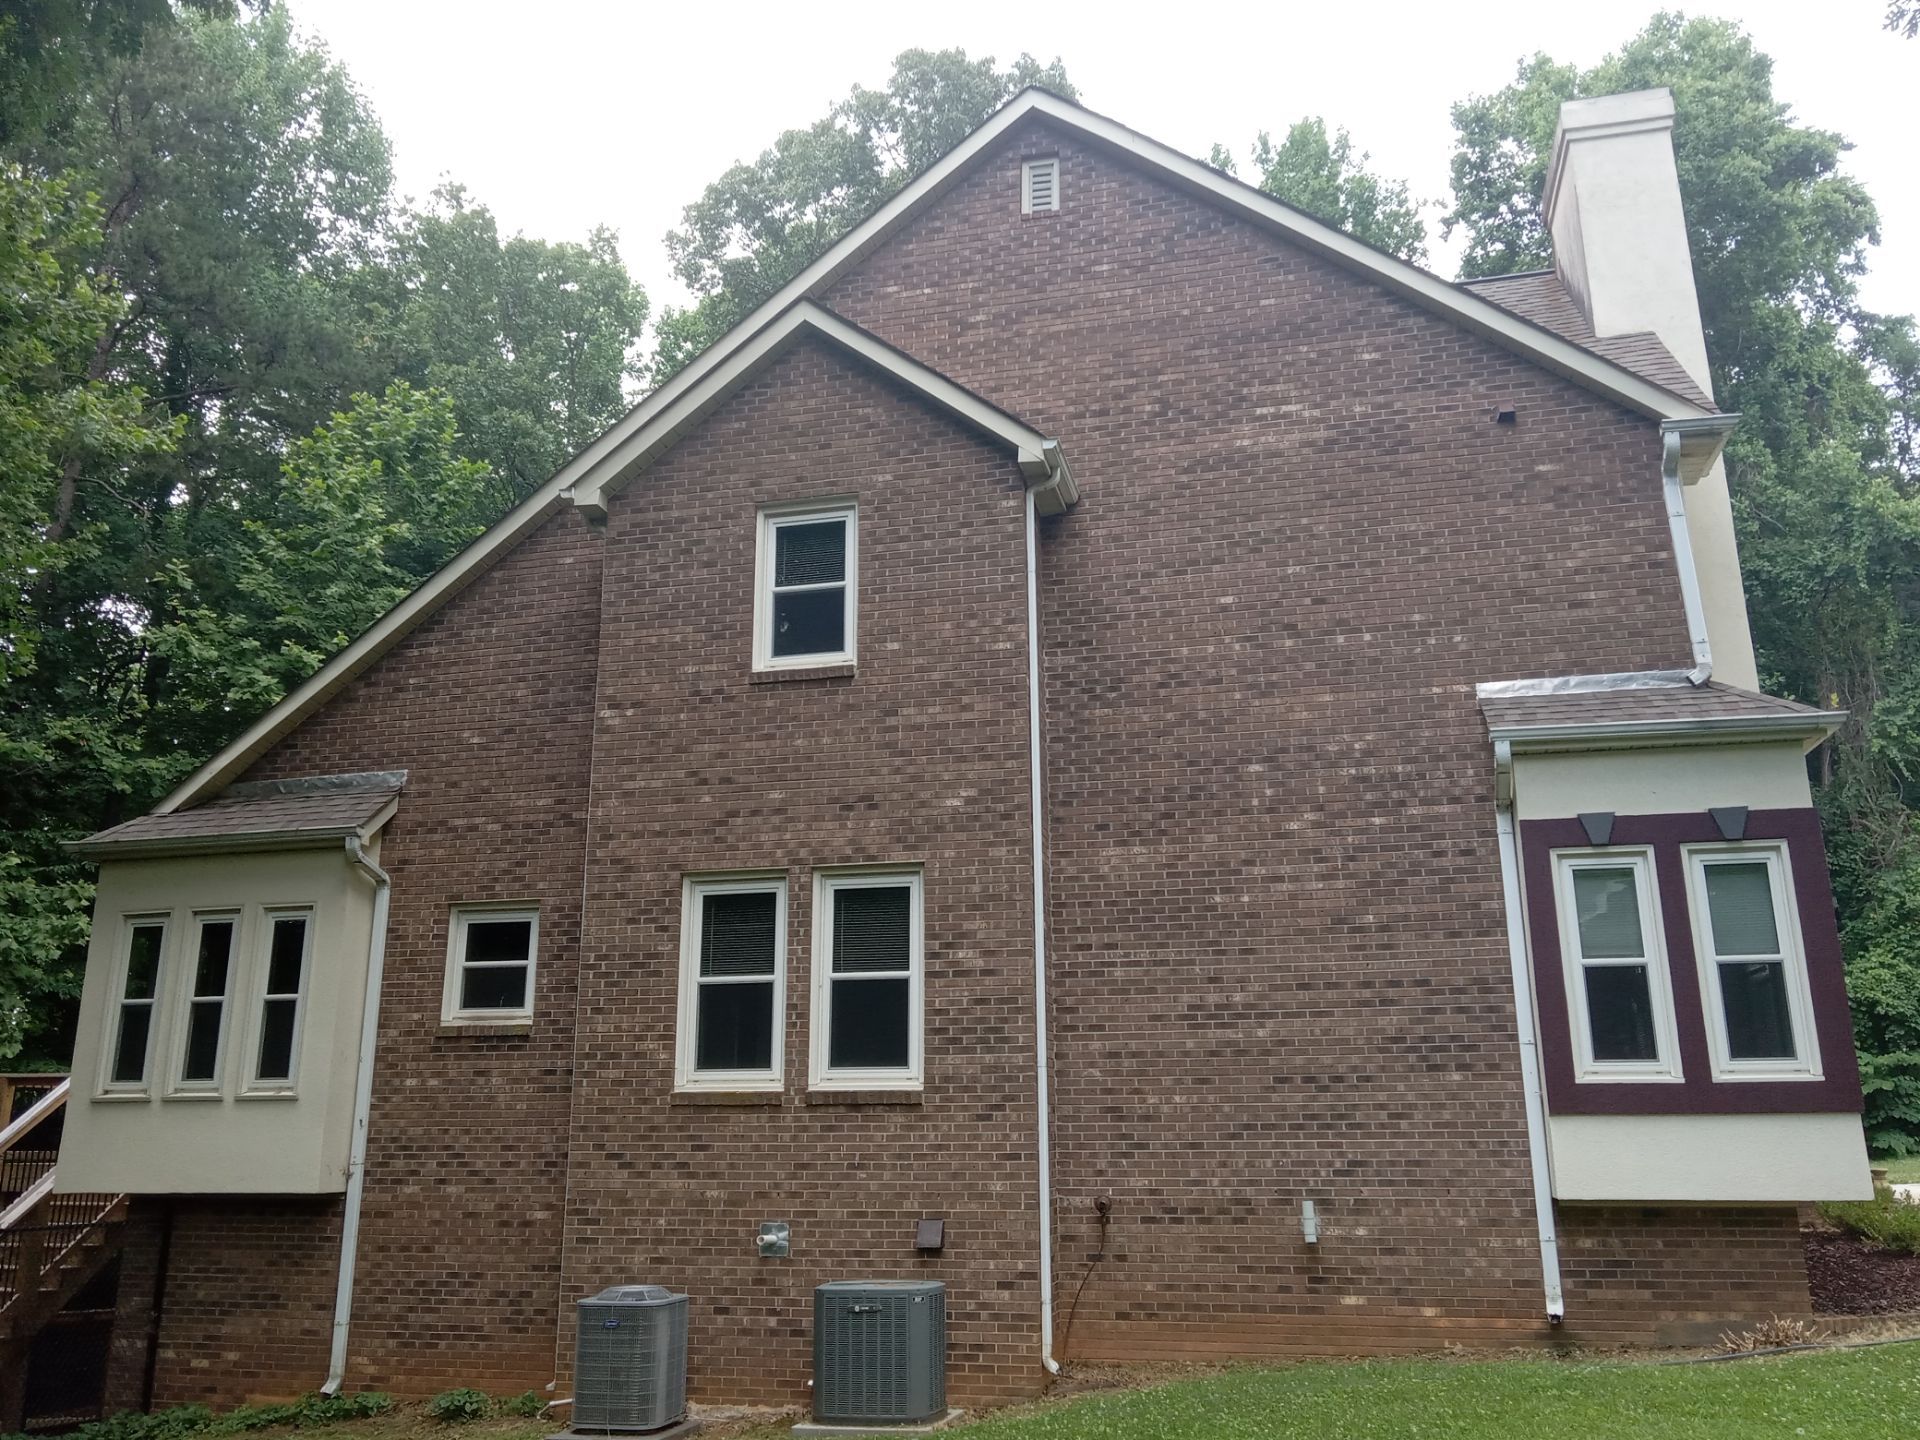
1661,427,1713,687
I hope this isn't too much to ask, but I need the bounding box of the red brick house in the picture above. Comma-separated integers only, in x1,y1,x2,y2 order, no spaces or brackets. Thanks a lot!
36,85,1871,1413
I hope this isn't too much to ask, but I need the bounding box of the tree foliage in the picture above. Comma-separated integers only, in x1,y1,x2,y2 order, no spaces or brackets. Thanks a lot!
1210,119,1426,262
1446,13,1920,1150
651,48,1074,382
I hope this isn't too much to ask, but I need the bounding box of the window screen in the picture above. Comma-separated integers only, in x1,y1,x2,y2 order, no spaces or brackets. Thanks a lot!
820,877,919,1081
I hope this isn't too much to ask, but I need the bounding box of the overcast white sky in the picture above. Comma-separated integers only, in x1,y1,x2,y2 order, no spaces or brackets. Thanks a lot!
284,0,1918,329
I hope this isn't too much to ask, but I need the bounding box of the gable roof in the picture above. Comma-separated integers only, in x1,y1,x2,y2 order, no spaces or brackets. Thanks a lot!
157,87,1718,816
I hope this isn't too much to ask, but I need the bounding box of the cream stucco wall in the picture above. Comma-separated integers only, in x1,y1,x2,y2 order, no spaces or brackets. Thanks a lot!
1513,740,1813,822
1550,1113,1872,1202
57,844,377,1194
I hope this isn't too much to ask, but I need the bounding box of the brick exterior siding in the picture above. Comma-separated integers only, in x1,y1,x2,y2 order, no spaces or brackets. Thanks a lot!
119,116,1820,1410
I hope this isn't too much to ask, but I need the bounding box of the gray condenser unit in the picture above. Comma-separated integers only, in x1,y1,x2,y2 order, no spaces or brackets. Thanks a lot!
813,1281,946,1426
573,1285,690,1433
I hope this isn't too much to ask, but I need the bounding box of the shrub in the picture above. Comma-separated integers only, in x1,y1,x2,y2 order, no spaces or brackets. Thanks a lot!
3,1394,396,1440
495,1393,546,1419
426,1390,492,1424
1717,1315,1828,1353
1820,1184,1920,1255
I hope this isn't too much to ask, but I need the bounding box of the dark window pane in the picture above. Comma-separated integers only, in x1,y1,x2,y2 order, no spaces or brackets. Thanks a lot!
1720,961,1797,1060
1704,863,1780,956
112,1005,150,1084
696,981,774,1071
829,977,910,1069
460,963,529,1012
124,924,164,999
1571,867,1644,959
257,997,298,1081
1584,964,1659,1062
774,519,845,586
771,588,845,658
701,891,777,977
194,922,233,998
464,918,533,967
182,1004,222,1082
833,886,911,974
267,917,307,995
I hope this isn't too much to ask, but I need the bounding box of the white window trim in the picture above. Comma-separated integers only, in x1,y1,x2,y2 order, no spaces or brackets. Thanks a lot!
752,500,857,671
168,910,240,1095
809,867,924,1092
1682,843,1823,1081
1551,848,1684,1083
675,875,788,1093
242,906,314,1096
100,913,169,1097
1022,157,1060,214
441,905,541,1026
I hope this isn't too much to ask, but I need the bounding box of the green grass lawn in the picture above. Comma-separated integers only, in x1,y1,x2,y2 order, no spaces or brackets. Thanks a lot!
1876,1153,1920,1184
927,1346,1920,1440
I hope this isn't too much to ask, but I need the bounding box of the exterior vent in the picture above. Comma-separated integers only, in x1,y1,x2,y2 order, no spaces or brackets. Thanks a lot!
573,1285,690,1433
813,1281,946,1425
1022,158,1059,214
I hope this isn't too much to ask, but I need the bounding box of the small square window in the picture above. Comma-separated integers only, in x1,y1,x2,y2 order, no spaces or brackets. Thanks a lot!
810,869,923,1091
1551,850,1682,1082
1022,158,1060,215
676,877,787,1091
443,907,539,1025
754,504,856,670
1684,845,1821,1080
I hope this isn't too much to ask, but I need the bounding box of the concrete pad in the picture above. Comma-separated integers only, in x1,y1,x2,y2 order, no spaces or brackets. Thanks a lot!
1893,1183,1920,1202
793,1410,965,1436
550,1420,700,1440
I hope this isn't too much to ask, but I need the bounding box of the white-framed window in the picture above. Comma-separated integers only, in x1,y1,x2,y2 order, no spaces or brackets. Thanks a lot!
1683,844,1821,1079
810,869,923,1091
104,916,168,1093
442,906,540,1025
1022,157,1060,214
1551,850,1682,1082
248,909,312,1091
174,912,238,1090
753,502,856,670
676,876,787,1091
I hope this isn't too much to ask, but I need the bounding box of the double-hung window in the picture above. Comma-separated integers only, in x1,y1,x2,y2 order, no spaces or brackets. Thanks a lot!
250,910,311,1091
811,870,923,1090
177,914,237,1090
443,907,539,1024
677,877,786,1090
107,918,167,1092
1685,846,1819,1078
1551,851,1681,1081
754,503,856,669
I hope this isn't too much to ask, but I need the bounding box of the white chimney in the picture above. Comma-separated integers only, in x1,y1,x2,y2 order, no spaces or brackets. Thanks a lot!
1546,87,1758,689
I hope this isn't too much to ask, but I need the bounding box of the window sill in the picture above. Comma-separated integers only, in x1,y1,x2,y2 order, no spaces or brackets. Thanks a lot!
159,1090,224,1102
750,662,857,685
90,1091,152,1104
669,1090,784,1107
236,1089,299,1102
805,1089,924,1106
437,1021,533,1038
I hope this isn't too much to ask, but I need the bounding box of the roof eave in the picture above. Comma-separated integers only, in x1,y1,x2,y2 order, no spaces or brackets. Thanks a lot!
71,796,400,861
1490,711,1844,755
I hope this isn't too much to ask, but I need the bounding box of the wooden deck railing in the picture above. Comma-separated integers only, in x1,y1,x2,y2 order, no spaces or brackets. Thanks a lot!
0,1079,124,1320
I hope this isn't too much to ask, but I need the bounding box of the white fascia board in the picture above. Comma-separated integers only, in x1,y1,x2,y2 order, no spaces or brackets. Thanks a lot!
1489,711,1843,753
568,302,1061,515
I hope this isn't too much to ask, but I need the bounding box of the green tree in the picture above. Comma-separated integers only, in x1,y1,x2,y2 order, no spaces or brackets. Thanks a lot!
651,48,1074,382
1446,13,1920,1149
1889,2,1919,39
1210,118,1426,262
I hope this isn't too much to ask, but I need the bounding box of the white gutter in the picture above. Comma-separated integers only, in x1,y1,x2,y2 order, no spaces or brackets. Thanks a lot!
1491,740,1565,1322
1660,426,1714,686
1023,487,1061,1376
323,834,392,1395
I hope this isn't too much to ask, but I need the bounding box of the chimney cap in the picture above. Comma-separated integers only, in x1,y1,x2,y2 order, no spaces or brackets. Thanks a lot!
1545,87,1677,227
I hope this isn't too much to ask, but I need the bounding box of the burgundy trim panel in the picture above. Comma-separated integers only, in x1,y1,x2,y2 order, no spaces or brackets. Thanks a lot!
1520,809,1862,1116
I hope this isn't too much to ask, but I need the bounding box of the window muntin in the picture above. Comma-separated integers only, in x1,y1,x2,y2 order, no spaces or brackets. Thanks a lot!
177,914,237,1089
676,877,786,1091
1551,851,1681,1082
251,910,311,1089
443,907,539,1024
811,870,923,1090
1685,845,1820,1079
107,918,167,1091
754,504,856,669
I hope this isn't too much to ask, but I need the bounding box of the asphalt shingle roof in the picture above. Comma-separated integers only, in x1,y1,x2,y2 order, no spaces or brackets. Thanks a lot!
72,779,400,855
1480,681,1834,734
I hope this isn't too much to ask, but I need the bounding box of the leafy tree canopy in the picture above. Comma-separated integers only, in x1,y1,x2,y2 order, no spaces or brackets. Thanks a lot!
1210,118,1426,262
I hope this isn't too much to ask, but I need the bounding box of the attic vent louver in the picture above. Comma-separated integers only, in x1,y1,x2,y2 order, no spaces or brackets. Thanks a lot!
1022,158,1059,214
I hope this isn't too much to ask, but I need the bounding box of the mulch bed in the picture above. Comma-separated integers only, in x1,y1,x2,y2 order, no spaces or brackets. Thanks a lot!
1806,1227,1920,1315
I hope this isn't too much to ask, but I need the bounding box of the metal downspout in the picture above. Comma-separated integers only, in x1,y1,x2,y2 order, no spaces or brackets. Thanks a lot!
1661,427,1714,686
1024,487,1061,1376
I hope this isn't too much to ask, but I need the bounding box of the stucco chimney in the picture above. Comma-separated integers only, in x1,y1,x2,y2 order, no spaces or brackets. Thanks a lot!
1546,88,1758,688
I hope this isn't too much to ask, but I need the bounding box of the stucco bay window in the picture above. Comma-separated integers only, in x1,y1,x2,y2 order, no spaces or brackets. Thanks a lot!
811,869,923,1090
676,877,787,1091
1551,851,1681,1082
754,503,856,669
442,906,539,1025
1685,845,1819,1079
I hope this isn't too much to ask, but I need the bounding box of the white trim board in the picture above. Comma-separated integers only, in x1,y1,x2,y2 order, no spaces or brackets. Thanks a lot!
160,85,1710,815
